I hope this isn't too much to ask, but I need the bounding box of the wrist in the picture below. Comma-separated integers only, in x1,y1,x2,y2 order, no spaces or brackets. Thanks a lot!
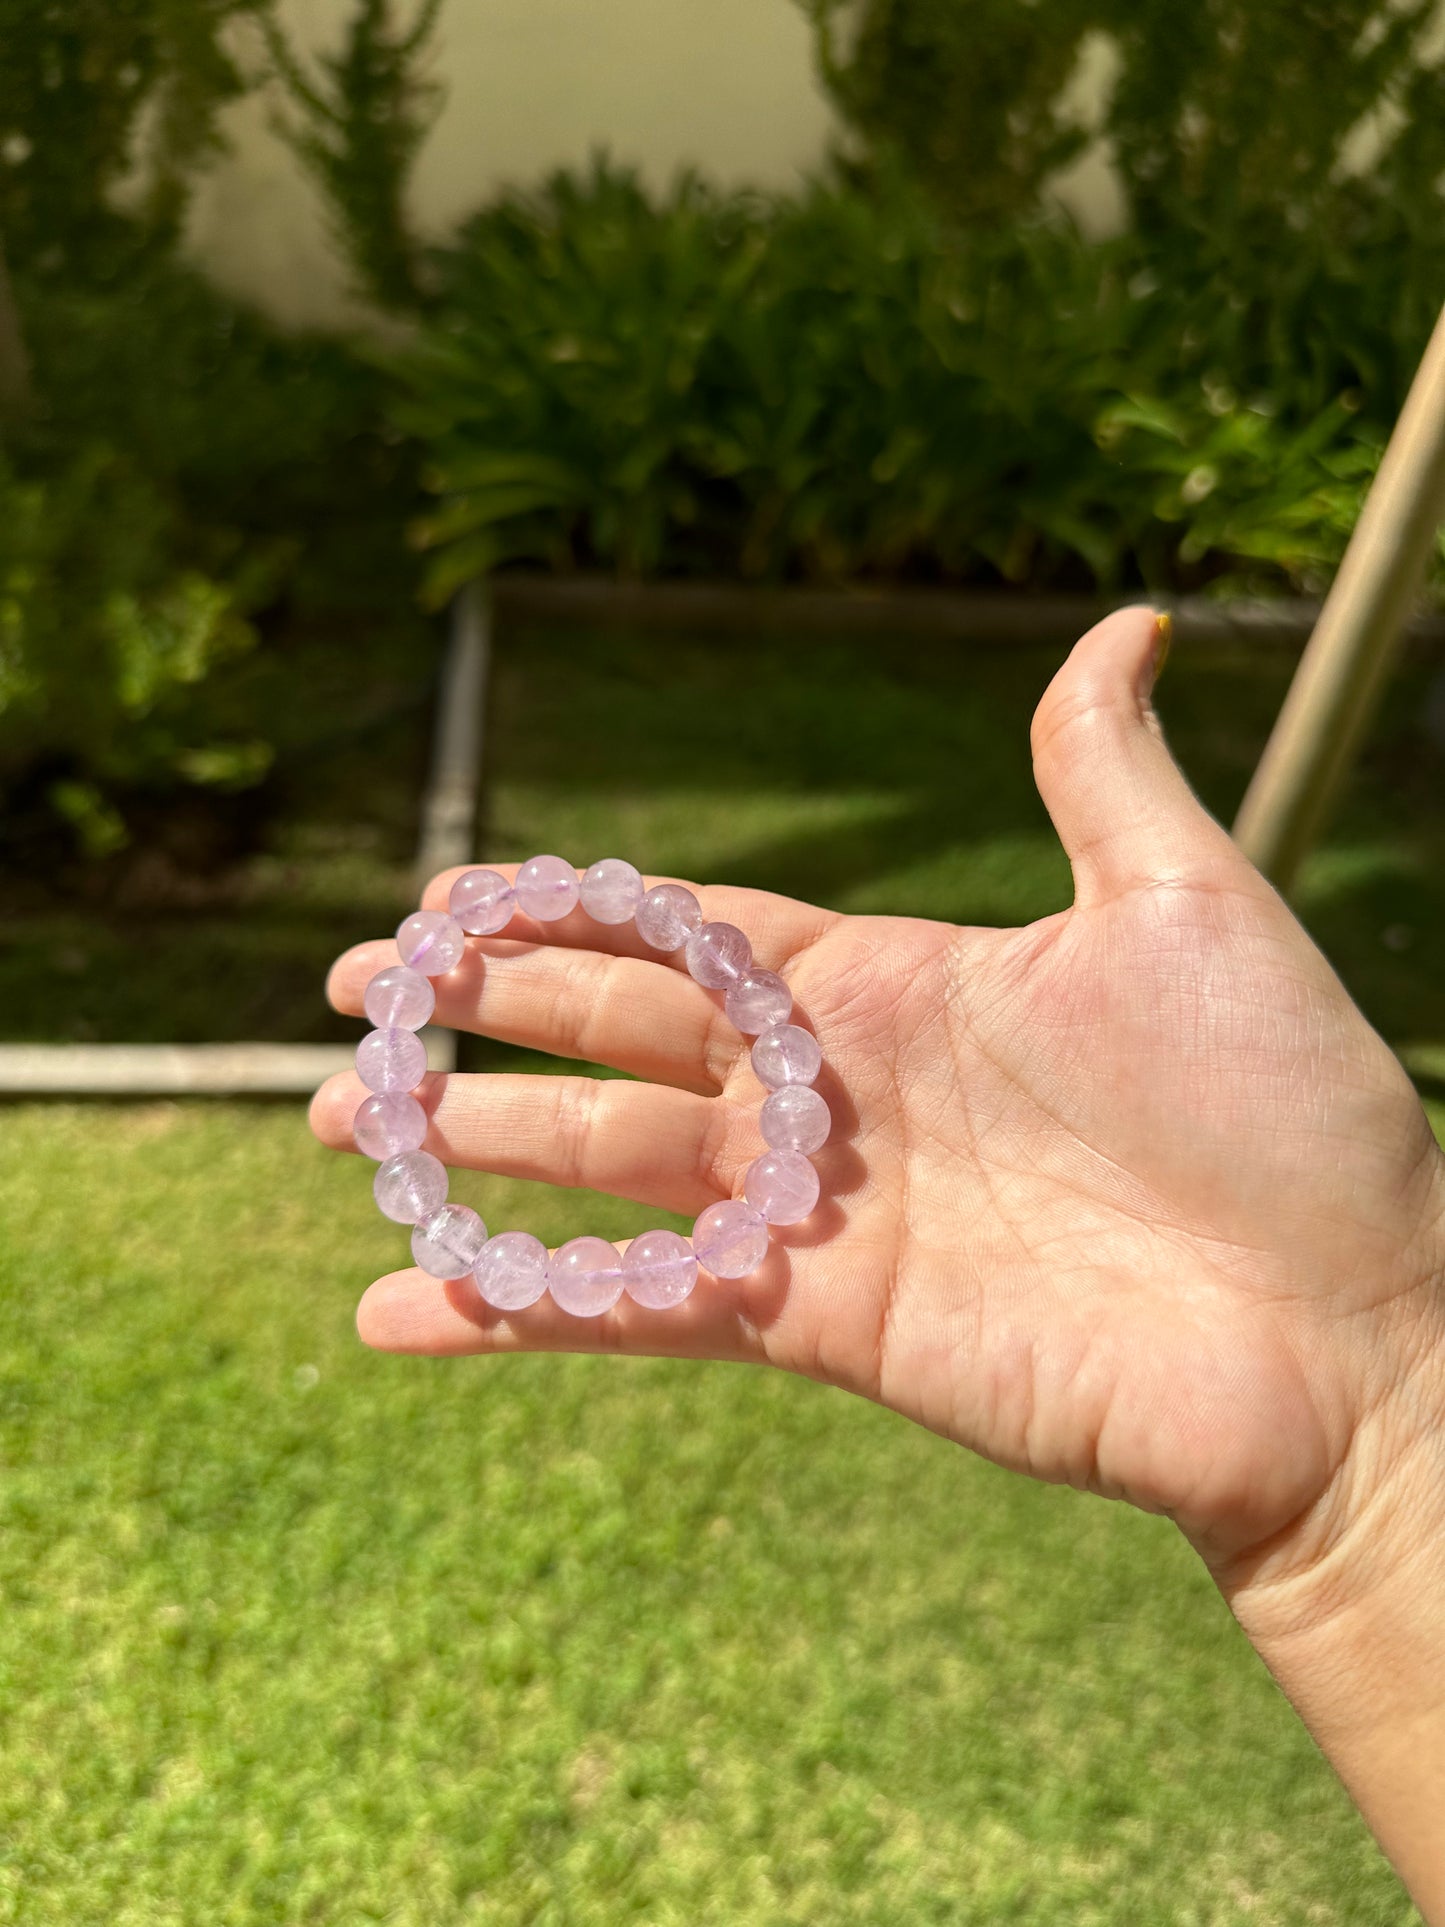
1219,1240,1445,1914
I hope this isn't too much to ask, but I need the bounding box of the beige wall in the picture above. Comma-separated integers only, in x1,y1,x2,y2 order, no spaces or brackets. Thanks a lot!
187,0,835,327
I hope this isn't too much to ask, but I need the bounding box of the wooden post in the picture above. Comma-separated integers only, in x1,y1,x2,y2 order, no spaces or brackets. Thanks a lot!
1233,302,1445,895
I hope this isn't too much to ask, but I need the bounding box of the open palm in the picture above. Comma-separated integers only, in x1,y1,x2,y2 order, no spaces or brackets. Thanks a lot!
313,607,1445,1593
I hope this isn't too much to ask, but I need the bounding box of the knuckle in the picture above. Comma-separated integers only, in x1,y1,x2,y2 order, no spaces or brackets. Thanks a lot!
1030,675,1119,766
699,1001,741,1086
699,1099,747,1198
569,953,631,1066
550,1076,602,1190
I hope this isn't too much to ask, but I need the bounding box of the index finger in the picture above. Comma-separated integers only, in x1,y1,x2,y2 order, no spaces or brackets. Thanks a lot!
420,863,839,968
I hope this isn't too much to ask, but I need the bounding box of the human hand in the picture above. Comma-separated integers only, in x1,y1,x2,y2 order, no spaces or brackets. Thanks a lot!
311,607,1445,1910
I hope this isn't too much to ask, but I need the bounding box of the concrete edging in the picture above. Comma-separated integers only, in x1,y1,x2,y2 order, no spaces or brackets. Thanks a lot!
0,1036,454,1097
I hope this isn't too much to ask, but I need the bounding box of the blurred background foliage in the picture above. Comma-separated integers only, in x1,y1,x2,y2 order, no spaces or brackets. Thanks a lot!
399,163,1421,604
0,0,1441,861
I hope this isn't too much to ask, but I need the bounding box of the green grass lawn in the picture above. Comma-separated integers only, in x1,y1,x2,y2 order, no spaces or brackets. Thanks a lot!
2,1099,1435,1924
2,618,1442,1921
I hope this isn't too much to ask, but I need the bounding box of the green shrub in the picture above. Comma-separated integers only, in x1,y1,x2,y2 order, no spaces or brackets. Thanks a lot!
0,250,422,856
800,0,1097,227
797,1,1445,272
0,443,266,856
795,2,1445,430
262,0,444,311
0,2,434,857
0,0,262,277
395,160,1432,603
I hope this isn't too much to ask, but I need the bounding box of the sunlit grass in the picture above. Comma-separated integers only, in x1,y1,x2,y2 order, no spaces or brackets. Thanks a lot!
1,1100,1432,1923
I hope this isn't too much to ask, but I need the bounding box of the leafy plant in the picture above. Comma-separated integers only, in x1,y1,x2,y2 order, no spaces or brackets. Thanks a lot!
800,0,1097,225
0,0,441,856
0,0,275,418
395,160,1435,604
0,444,268,856
0,242,423,856
398,164,771,595
0,0,267,274
794,1,1445,453
262,0,444,310
797,0,1445,257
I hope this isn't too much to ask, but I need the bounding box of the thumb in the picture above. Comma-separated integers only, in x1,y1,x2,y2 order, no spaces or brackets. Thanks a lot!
1031,606,1244,909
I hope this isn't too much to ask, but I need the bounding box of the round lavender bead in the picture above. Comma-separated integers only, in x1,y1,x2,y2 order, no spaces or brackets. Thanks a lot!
474,1231,550,1311
514,854,579,922
685,921,752,990
621,1229,699,1309
363,964,435,1032
352,1090,427,1160
760,1084,831,1156
724,967,792,1034
450,867,515,936
374,1149,447,1224
634,883,702,952
751,1023,822,1091
396,910,466,976
580,857,645,925
744,1149,820,1226
412,1202,488,1278
547,1236,624,1317
356,1026,428,1093
692,1200,769,1279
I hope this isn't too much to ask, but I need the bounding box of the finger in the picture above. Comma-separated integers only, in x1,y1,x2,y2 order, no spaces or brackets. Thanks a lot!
327,938,736,1091
421,864,837,968
312,1069,746,1215
356,1262,776,1364
1030,606,1247,909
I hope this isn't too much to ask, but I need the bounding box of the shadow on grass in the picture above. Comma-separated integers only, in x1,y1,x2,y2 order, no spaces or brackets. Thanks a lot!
2,615,1442,1052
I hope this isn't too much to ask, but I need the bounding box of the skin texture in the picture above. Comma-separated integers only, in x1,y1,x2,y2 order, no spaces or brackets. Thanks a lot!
312,607,1445,1912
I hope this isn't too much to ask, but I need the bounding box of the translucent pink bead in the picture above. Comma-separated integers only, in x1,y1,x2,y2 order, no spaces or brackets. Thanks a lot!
580,857,644,924
474,1231,549,1310
760,1084,831,1155
363,964,435,1031
622,1229,698,1309
685,921,752,989
514,854,579,922
352,1090,427,1160
547,1236,624,1316
356,1026,428,1093
634,883,702,951
724,967,792,1033
744,1149,819,1225
692,1200,768,1279
396,910,466,976
449,868,515,936
751,1023,822,1090
412,1202,488,1278
374,1149,447,1224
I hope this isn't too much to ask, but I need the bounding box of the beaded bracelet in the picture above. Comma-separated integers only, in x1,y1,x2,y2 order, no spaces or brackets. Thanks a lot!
350,856,828,1315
